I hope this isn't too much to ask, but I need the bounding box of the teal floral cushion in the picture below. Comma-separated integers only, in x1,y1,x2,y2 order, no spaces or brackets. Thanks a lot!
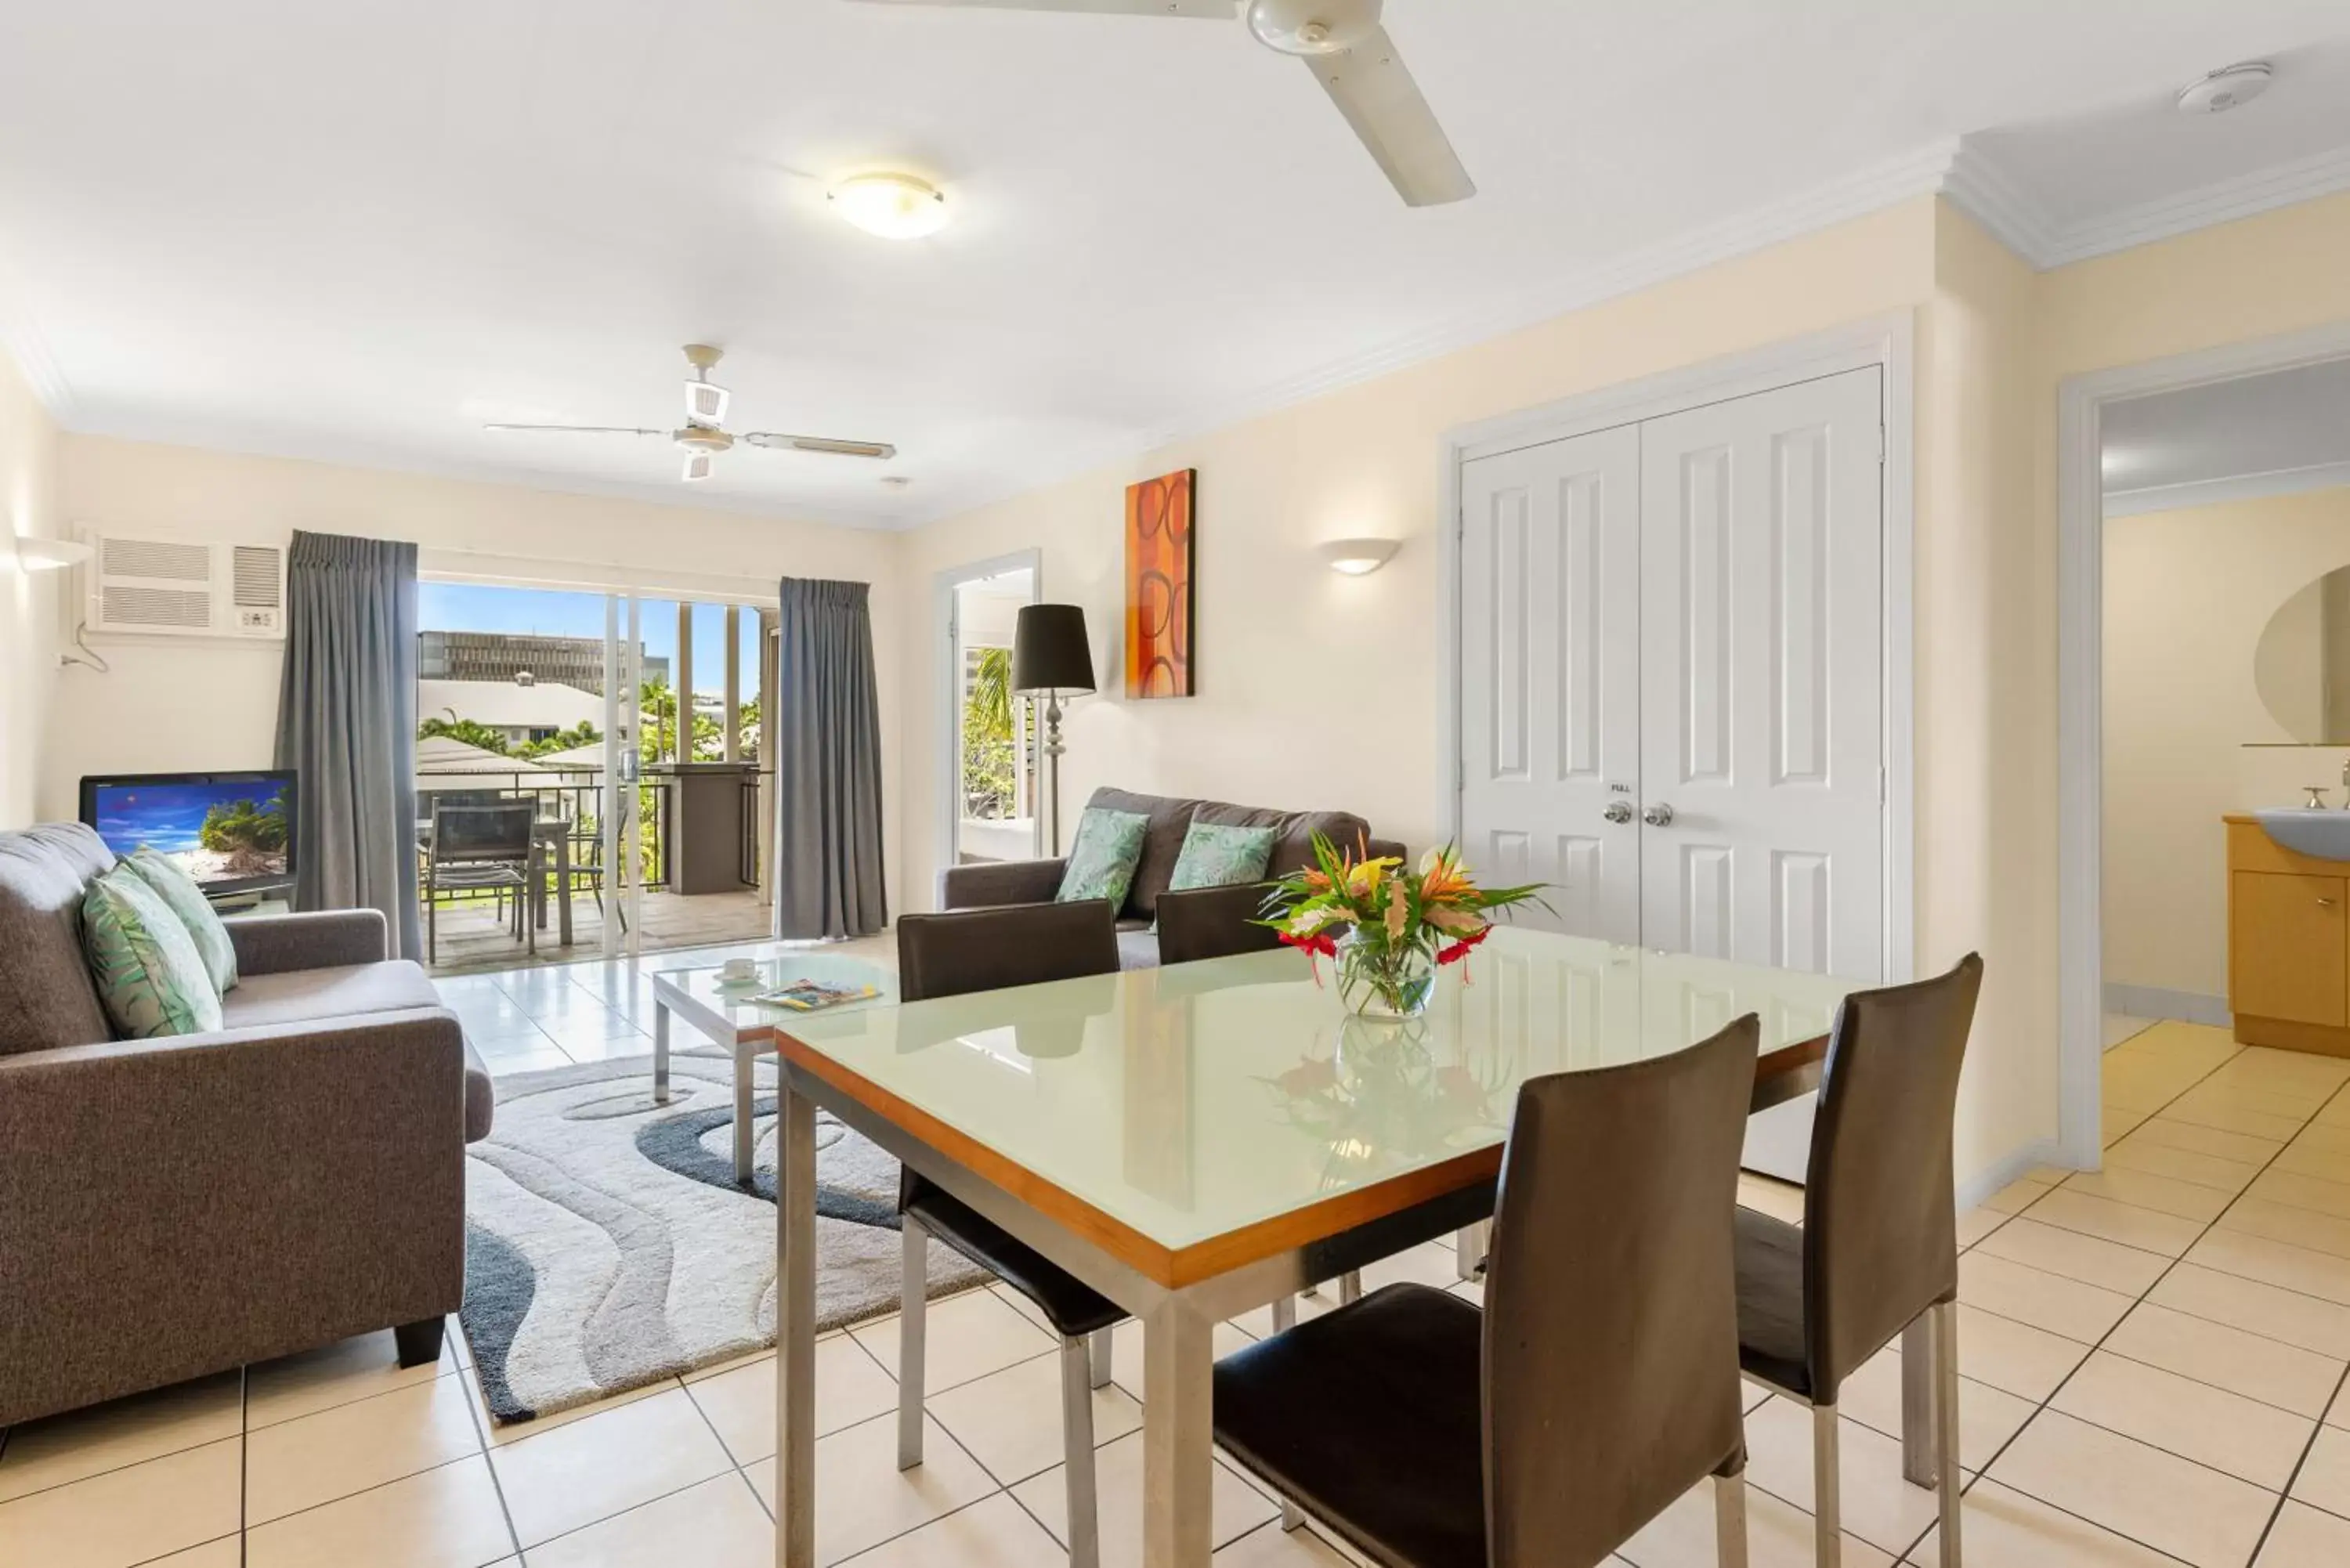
1167,822,1278,892
1056,807,1151,910
124,847,239,994
82,866,226,1039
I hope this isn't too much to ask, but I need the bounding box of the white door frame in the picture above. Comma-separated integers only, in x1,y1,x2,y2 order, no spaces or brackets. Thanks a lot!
934,549,1045,888
2055,319,2350,1168
1437,312,1918,988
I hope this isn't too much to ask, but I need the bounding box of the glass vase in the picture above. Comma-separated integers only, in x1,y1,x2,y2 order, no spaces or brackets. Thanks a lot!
1336,927,1437,1019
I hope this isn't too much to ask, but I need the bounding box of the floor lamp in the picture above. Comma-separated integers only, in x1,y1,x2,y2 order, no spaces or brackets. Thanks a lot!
1010,603,1095,856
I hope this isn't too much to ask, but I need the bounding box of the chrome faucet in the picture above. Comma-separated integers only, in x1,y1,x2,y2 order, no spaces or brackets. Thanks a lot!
2308,786,2331,809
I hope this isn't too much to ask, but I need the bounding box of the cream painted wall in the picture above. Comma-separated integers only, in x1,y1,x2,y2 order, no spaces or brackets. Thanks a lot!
2103,487,2350,1002
44,435,909,910
0,347,63,829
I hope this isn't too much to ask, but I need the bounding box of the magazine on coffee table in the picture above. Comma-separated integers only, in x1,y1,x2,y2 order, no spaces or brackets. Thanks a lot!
754,977,882,1013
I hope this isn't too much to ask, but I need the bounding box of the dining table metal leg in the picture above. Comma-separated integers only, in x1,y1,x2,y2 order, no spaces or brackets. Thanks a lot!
1900,1316,1935,1487
774,1078,817,1568
733,1042,757,1184
653,1003,671,1105
1141,1298,1215,1568
555,831,573,945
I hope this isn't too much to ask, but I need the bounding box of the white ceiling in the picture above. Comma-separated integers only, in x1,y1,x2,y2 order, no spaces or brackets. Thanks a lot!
3,2,2349,529
2103,353,2350,500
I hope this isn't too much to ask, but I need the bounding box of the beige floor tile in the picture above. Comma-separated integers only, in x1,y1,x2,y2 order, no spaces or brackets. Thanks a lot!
2223,1198,2350,1261
747,1411,1001,1568
2290,1424,2350,1519
246,1370,483,1525
836,1491,1070,1566
246,1329,461,1429
1104,1317,1260,1405
1832,1345,2035,1472
2101,1135,2263,1194
2186,1227,2350,1308
2130,1118,2287,1166
2298,1122,2350,1155
1987,1410,2276,1568
1974,1216,2171,1295
525,1472,770,1568
1902,1477,2189,1567
2255,1170,2350,1221
465,1365,678,1448
1954,1206,2012,1248
2102,1105,2150,1146
142,1541,244,1568
0,1436,241,1568
245,1454,514,1568
2160,1097,2312,1143
2171,1081,2333,1122
2332,1377,2349,1429
851,1289,1057,1396
686,1336,902,1465
2062,1166,2235,1223
1739,1176,1808,1226
487,1386,732,1548
2105,1302,2346,1418
925,1345,1144,1486
2276,1140,2350,1186
2099,1055,2205,1114
1010,1429,1278,1568
1212,1518,1357,1565
1960,1252,2137,1342
1740,1397,1952,1556
0,1371,240,1505
2147,1265,2350,1359
1949,1304,2094,1402
1620,1472,1894,1567
2049,1350,2316,1489
2023,1187,2207,1258
1983,1177,2054,1216
2258,1501,2350,1567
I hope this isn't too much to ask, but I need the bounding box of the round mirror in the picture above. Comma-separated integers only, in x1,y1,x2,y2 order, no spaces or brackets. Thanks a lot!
2254,566,2350,742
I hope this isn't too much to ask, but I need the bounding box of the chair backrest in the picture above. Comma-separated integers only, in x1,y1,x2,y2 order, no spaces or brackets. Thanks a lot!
1801,953,1986,1393
432,802,534,863
423,788,504,811
895,900,1122,1002
1153,883,1283,965
1483,1015,1759,1568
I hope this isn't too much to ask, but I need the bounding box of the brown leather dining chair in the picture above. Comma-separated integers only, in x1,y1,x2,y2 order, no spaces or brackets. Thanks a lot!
1210,1015,1764,1568
892,898,1123,1568
1734,953,1984,1568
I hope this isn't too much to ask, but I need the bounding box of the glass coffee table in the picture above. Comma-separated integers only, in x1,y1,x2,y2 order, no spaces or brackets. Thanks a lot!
651,952,896,1184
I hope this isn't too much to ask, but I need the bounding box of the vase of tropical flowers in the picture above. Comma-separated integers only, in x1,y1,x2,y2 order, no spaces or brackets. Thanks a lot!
1262,834,1548,1019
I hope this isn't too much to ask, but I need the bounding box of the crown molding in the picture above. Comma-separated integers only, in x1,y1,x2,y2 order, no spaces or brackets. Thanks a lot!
2102,458,2350,519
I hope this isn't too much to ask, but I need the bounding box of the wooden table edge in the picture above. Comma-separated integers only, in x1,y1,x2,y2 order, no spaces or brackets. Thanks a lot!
777,1028,1831,1292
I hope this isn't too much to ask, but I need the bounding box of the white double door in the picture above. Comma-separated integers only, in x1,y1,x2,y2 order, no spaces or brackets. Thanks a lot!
1459,368,1886,1168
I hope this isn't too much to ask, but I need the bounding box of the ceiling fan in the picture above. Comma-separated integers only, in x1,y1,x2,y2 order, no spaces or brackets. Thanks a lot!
848,0,1473,208
483,345,898,482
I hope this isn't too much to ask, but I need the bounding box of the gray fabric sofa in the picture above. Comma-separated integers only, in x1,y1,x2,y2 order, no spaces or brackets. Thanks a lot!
939,787,1408,969
0,822,494,1429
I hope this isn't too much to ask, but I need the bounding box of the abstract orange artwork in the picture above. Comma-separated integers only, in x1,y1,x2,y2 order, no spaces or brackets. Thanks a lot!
1125,467,1195,699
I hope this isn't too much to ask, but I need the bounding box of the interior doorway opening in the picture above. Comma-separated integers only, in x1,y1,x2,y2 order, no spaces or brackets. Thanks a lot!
940,555,1043,873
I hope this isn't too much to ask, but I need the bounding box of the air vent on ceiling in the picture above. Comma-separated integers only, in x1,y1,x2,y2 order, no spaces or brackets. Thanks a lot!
85,534,288,641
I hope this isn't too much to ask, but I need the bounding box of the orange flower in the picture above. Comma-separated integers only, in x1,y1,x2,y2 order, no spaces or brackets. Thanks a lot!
1417,847,1476,904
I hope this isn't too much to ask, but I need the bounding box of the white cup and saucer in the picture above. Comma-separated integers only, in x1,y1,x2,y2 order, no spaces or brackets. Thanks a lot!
716,958,761,988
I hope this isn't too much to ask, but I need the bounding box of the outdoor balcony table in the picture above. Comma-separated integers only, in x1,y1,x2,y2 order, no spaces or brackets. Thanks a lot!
768,926,1880,1568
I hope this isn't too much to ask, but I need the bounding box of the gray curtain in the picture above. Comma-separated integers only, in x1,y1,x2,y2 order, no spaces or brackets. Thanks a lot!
772,577,888,939
274,530,421,959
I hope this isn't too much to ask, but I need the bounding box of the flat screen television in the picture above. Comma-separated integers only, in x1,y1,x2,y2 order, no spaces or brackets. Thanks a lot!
79,771,298,897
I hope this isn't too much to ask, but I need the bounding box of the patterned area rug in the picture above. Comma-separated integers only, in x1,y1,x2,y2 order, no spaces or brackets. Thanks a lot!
460,1053,989,1425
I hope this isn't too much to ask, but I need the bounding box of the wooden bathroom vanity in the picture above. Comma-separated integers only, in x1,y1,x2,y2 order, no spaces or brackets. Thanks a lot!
2226,814,2350,1056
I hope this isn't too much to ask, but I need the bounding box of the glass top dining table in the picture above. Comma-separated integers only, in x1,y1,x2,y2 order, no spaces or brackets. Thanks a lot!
766,926,1859,1568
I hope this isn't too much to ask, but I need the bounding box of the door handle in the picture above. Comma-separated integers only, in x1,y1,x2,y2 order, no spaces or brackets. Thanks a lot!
1643,802,1676,827
1602,800,1635,825
2322,898,2338,908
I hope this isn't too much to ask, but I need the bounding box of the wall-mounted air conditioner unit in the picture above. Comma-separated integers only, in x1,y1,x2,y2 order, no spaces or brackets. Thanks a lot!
82,533,287,641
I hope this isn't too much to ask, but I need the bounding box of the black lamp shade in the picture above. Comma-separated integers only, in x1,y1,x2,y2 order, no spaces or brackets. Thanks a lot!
1011,604,1096,696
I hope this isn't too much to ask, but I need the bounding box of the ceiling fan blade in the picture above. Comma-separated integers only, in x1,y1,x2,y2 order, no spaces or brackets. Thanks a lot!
482,424,666,436
842,1,1237,16
742,432,899,461
1303,25,1474,208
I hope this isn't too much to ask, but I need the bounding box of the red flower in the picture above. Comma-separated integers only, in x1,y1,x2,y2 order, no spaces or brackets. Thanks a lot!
1436,927,1492,966
1279,930,1340,959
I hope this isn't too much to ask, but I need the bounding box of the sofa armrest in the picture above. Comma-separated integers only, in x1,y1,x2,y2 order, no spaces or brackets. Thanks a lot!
938,857,1068,910
1155,882,1285,966
1366,836,1409,865
227,909,389,975
0,1007,468,1426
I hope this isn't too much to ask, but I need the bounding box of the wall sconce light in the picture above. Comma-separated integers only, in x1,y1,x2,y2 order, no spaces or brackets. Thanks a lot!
10,535,94,573
1318,537,1400,576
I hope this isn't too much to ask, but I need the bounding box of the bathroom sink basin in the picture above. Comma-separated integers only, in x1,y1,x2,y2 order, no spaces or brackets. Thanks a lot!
2254,809,2350,860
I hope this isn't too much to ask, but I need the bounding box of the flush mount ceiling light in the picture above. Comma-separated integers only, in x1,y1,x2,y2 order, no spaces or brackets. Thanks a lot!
2177,61,2272,115
828,173,949,239
10,535,94,573
1320,537,1400,576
